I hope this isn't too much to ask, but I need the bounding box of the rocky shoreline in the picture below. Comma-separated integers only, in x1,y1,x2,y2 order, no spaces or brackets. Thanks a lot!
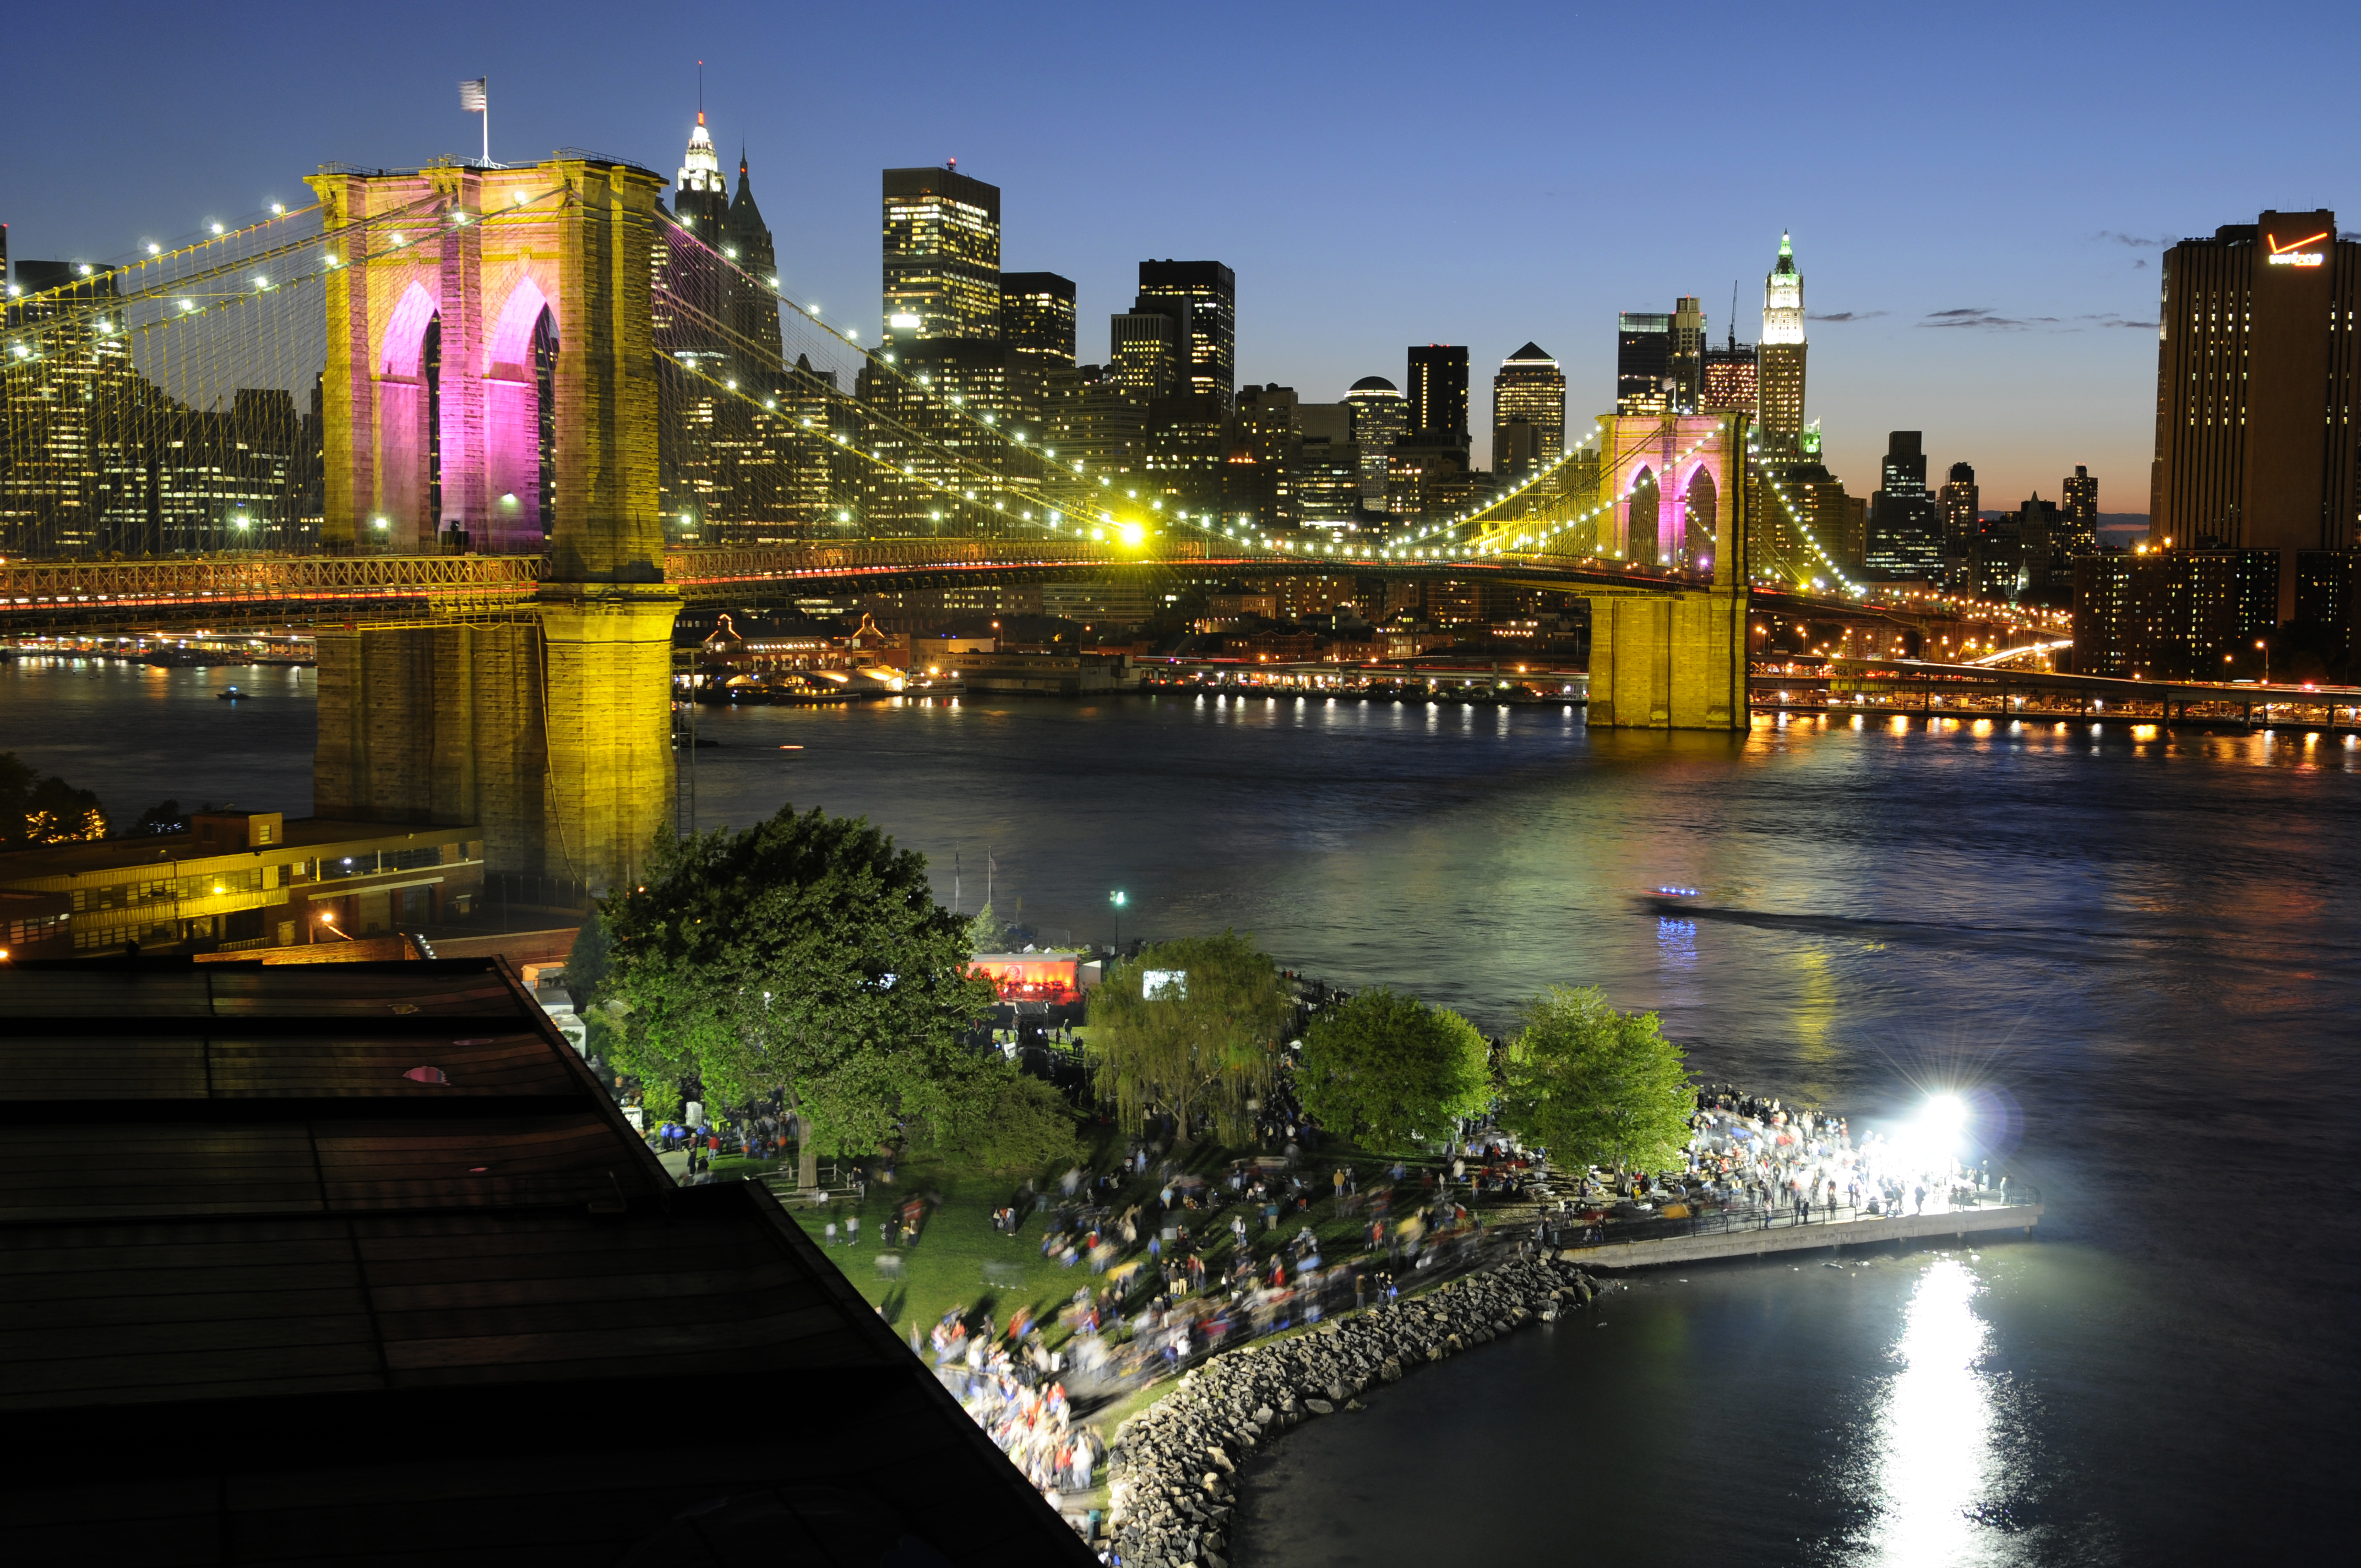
1106,1250,1604,1568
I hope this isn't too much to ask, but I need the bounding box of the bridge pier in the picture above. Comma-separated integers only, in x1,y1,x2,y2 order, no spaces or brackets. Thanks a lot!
1583,587,1751,729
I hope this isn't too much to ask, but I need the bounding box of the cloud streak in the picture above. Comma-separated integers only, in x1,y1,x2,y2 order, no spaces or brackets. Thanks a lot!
1808,309,1887,323
1915,308,2153,331
2093,230,2174,248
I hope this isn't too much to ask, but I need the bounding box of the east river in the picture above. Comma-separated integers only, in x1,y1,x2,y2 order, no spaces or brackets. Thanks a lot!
4,657,2355,1563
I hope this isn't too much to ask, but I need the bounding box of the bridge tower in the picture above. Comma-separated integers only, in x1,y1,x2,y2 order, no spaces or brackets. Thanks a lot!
307,156,667,578
308,157,677,892
1580,411,1753,729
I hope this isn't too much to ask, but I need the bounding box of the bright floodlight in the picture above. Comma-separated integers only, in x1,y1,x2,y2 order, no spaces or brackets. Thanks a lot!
1924,1093,1968,1136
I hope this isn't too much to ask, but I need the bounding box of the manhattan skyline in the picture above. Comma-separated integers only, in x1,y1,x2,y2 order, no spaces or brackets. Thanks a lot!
6,0,2356,510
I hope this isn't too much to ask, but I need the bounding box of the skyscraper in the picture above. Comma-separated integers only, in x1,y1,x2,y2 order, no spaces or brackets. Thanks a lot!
2151,209,2361,624
1865,431,1941,579
882,166,1002,343
1702,328,1759,416
1345,376,1408,503
672,112,728,235
1135,260,1236,412
1939,460,1981,570
1406,345,1469,444
1758,232,1807,445
2062,464,2098,552
1671,296,1706,412
999,273,1076,376
1615,313,1671,415
1491,344,1565,478
726,150,783,377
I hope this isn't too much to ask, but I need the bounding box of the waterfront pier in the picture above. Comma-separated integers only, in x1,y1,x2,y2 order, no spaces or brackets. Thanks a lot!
1562,1200,2043,1270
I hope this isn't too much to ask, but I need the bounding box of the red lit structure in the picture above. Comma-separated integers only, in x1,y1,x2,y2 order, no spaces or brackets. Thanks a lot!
970,952,1082,1003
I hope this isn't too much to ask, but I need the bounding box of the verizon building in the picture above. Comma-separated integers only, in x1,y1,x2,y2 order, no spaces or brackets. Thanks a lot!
2150,209,2361,622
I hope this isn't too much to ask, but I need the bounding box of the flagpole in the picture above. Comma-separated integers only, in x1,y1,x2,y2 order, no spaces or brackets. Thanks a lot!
482,78,489,165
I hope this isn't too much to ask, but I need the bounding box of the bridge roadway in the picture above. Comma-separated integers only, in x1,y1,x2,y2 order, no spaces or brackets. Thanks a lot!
0,543,1944,632
1756,656,2361,726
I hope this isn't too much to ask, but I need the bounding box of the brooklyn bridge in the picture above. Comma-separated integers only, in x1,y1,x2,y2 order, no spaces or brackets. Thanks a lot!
2,146,2022,889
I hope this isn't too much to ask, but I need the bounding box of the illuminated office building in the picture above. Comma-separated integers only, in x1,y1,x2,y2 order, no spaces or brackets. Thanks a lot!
1135,260,1235,412
1109,310,1182,400
999,273,1076,375
2062,464,2097,549
1939,461,1979,547
1492,343,1564,477
1616,313,1671,415
1865,431,1940,579
1758,232,1807,445
1345,376,1408,504
2151,209,2361,628
1702,334,1758,415
882,166,1002,343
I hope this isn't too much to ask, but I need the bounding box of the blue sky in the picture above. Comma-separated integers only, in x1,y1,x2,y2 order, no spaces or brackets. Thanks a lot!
8,0,2357,514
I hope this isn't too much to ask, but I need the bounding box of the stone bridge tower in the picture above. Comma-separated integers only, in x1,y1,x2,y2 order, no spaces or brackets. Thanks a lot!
307,156,676,892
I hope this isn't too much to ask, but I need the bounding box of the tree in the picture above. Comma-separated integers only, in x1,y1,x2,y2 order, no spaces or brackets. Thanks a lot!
1297,987,1492,1148
0,754,107,848
966,900,1007,953
934,1062,1081,1173
1497,986,1694,1174
1085,930,1293,1144
600,803,995,1188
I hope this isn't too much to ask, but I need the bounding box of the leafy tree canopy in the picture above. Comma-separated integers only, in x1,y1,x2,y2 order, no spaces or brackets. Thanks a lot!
0,753,107,848
932,1063,1081,1174
1497,985,1694,1173
1297,986,1492,1148
966,900,1007,953
1086,929,1293,1143
599,804,995,1159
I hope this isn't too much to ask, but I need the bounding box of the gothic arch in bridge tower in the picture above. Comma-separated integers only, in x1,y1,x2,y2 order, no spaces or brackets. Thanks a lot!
1628,466,1659,568
483,273,559,552
1682,465,1718,574
375,281,439,550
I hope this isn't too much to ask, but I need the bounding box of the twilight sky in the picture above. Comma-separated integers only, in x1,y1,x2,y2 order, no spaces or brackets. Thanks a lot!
8,0,2357,515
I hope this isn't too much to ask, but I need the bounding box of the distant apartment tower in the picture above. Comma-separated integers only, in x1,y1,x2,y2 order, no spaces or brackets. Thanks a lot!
1345,376,1409,503
882,166,1002,342
1406,346,1470,445
1758,232,1807,445
1492,343,1565,477
1135,260,1236,412
999,272,1076,374
2152,210,2361,622
1616,313,1671,415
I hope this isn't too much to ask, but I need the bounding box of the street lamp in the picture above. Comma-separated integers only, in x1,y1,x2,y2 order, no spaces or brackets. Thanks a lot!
1109,889,1126,952
2256,639,2271,685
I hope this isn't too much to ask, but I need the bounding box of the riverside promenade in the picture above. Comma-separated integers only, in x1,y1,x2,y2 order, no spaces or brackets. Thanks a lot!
1557,1198,2044,1270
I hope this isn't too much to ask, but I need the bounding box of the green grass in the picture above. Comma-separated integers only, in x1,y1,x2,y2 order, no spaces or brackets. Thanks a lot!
721,1127,1467,1343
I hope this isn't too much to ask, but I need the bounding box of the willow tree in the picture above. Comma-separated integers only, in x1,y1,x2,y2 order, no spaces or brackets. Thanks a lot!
1498,985,1694,1173
1086,930,1293,1144
600,804,994,1186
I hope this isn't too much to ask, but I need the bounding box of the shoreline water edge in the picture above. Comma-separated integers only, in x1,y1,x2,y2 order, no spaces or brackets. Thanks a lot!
1105,1247,1606,1568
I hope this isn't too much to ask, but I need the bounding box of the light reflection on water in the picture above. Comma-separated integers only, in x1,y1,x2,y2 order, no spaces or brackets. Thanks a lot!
1861,1258,1998,1567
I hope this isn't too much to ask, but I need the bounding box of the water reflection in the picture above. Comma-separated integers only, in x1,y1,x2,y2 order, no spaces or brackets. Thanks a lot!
1861,1259,1998,1566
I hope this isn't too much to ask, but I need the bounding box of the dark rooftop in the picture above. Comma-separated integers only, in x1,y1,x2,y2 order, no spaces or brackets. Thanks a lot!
0,956,1091,1567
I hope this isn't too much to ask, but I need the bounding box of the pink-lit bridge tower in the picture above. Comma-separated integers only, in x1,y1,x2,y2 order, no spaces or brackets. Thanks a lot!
307,156,666,581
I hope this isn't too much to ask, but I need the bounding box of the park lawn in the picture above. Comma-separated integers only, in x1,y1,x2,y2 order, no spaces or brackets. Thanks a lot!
705,1130,1471,1345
